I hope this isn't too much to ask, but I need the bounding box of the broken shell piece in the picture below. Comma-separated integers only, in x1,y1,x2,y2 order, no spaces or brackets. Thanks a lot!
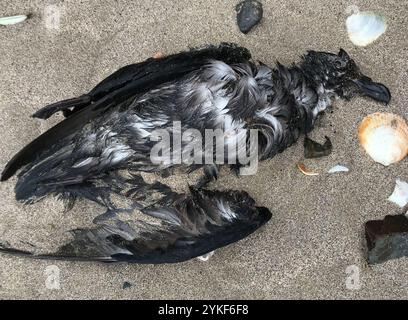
388,179,408,208
358,113,408,166
304,136,332,159
297,163,319,176
153,52,165,60
346,12,387,47
196,250,215,262
328,165,349,173
0,15,28,26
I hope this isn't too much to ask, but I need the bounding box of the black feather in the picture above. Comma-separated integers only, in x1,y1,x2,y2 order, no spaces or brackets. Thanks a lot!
0,44,390,264
0,188,272,264
2,43,251,181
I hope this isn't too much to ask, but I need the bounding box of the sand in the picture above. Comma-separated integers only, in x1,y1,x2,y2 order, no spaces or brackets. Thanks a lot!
0,0,407,299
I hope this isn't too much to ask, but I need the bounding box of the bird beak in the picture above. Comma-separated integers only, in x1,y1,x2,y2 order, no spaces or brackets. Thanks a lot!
353,76,391,105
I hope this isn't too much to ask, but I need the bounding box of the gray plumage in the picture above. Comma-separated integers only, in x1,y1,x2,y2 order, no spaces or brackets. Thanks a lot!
0,43,390,263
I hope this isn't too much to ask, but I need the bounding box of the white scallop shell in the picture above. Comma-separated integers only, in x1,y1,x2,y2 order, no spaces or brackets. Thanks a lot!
0,15,27,26
346,12,387,46
358,113,408,166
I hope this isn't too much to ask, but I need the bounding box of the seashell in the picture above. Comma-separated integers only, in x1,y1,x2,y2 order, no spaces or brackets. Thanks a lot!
328,165,349,174
196,250,215,262
0,15,28,26
153,52,165,60
388,179,408,208
297,163,319,176
358,113,408,166
346,12,387,47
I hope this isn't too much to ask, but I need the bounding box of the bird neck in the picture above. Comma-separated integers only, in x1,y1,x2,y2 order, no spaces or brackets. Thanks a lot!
278,64,335,122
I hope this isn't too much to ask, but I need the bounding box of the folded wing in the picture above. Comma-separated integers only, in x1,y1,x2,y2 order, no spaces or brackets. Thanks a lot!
1,43,251,182
0,187,271,263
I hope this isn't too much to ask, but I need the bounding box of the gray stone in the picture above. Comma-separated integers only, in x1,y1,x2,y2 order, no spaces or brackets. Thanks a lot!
236,0,263,34
365,215,408,264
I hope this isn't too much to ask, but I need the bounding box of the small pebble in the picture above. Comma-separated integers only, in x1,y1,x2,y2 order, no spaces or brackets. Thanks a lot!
236,0,263,34
122,281,133,289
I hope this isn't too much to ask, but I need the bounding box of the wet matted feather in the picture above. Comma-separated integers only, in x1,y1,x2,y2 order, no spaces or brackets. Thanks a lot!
0,43,392,264
0,187,272,264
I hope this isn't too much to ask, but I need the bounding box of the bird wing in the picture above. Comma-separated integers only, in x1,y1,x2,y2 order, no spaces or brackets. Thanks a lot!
32,43,251,120
1,43,251,181
0,187,271,263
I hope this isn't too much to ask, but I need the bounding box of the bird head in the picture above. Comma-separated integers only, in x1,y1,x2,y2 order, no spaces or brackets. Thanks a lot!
301,49,391,104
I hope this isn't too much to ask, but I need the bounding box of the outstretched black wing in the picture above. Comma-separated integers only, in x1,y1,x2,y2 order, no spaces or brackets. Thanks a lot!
0,188,271,264
1,43,251,181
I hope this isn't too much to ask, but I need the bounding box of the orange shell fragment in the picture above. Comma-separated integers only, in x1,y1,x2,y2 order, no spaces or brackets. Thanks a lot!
297,163,319,176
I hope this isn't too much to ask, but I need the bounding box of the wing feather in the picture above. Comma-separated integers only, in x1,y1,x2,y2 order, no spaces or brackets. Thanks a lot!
0,188,271,264
1,43,251,181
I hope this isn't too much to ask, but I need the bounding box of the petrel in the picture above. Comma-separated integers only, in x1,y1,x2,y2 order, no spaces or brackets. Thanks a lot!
0,43,390,263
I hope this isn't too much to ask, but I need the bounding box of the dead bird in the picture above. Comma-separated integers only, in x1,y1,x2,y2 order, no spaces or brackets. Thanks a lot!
0,43,390,263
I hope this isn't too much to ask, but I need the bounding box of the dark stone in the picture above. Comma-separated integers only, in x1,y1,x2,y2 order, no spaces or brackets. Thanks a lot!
365,215,408,264
122,281,133,289
236,0,263,34
303,136,332,158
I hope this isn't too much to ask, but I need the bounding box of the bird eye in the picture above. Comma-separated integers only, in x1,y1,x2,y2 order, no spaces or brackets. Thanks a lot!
334,59,346,69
